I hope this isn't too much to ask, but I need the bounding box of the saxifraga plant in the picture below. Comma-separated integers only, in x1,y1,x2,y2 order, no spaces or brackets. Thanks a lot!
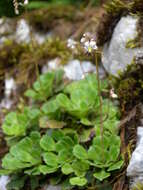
0,69,123,189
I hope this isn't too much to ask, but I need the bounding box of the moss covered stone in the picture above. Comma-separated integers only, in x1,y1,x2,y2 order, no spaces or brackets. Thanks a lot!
114,56,143,112
96,0,143,46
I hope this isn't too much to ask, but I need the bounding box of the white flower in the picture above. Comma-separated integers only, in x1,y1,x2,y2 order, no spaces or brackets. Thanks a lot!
80,33,98,53
13,0,19,14
67,38,77,49
84,40,97,53
18,0,29,7
80,37,86,43
24,0,29,5
110,88,118,98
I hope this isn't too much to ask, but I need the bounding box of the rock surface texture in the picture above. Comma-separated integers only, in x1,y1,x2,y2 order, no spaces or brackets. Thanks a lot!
0,176,10,190
102,15,143,76
0,18,50,45
127,127,143,188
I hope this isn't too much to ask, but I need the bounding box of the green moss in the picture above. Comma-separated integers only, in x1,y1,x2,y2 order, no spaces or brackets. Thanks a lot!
0,37,91,88
25,4,83,32
132,182,143,190
114,57,143,112
126,38,141,49
0,40,29,75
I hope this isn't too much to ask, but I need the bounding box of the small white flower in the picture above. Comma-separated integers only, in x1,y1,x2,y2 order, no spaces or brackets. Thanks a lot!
90,40,97,48
80,37,86,43
24,0,29,5
80,33,98,53
18,0,29,7
110,88,118,98
67,38,77,49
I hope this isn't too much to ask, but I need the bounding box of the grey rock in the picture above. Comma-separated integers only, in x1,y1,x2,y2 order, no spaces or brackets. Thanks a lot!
45,185,61,190
102,15,143,76
0,176,10,190
64,59,105,80
42,58,105,81
15,19,30,43
127,127,143,188
0,18,50,45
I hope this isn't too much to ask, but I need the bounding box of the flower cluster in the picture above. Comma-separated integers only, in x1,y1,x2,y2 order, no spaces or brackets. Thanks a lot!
81,33,98,53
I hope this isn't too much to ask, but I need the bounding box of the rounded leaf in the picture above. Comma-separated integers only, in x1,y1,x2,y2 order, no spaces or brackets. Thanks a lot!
61,163,73,175
73,145,88,160
93,170,110,181
43,152,58,167
70,177,87,186
40,135,55,151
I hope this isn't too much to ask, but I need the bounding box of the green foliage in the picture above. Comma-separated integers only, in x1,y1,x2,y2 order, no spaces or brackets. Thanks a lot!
132,182,143,190
56,75,102,118
0,70,123,189
70,177,87,186
7,175,27,190
2,107,41,139
0,0,101,17
25,69,64,101
0,0,15,17
26,0,101,10
2,132,41,172
2,112,28,137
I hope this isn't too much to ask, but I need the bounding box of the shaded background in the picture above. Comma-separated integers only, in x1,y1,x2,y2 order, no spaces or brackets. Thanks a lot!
0,0,102,17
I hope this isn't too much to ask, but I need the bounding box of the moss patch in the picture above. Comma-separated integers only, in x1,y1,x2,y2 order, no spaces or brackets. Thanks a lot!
114,56,143,113
23,4,84,39
0,37,93,92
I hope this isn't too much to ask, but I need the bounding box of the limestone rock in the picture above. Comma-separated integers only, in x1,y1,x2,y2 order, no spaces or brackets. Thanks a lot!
127,127,143,188
0,176,10,190
102,15,143,76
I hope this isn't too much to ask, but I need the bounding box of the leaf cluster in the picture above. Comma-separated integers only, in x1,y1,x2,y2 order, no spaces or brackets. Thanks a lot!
0,70,123,189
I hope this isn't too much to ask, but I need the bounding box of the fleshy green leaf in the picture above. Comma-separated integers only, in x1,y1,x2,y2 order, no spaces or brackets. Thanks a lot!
80,118,93,126
107,160,124,171
24,89,39,100
39,165,58,174
56,93,72,110
72,160,89,177
58,149,73,164
40,134,55,151
93,170,110,181
24,166,41,175
69,177,87,186
41,99,60,119
55,136,74,152
61,163,73,175
25,71,55,101
2,112,28,137
2,133,41,171
51,130,64,141
2,153,32,170
73,145,88,160
43,152,58,167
